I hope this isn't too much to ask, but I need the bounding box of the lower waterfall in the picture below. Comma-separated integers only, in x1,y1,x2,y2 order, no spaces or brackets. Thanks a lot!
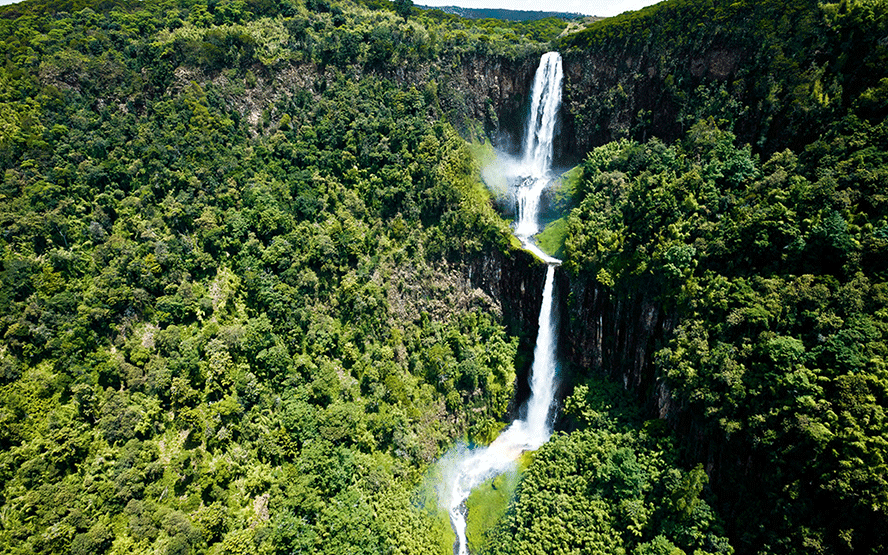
446,263,558,555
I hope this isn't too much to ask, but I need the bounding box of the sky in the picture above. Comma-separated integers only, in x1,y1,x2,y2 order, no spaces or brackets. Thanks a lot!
0,0,665,17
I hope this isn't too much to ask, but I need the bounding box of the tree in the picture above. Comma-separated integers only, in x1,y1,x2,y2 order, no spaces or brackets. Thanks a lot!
394,0,413,21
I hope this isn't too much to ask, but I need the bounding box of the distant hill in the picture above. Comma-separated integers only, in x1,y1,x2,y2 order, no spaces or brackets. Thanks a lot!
417,4,584,21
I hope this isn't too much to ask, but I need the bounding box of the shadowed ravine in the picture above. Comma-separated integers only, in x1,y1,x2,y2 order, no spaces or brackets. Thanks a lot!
444,51,564,555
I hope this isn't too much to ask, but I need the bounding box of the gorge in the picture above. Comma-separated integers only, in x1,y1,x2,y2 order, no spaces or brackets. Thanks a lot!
1,1,886,555
445,51,562,555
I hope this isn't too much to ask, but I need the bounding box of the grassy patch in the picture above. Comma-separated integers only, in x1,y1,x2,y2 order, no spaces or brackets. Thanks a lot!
508,233,523,250
536,216,568,259
468,141,512,201
532,165,581,258
433,509,456,555
551,164,583,212
465,458,527,553
466,140,498,167
414,463,458,554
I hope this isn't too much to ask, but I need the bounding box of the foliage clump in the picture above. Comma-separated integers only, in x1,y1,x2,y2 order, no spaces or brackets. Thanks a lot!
564,108,888,553
481,378,733,555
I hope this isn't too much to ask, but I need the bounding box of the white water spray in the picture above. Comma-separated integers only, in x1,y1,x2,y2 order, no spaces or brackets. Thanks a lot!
446,52,563,555
523,52,563,178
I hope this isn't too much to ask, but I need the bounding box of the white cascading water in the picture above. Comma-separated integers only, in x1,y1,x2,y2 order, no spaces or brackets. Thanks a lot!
446,52,563,555
515,51,563,245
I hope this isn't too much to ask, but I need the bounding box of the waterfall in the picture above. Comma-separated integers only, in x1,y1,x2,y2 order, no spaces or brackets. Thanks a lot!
446,52,563,555
514,51,563,255
522,51,563,178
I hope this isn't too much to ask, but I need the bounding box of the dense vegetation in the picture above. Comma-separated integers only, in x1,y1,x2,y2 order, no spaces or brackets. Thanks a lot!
563,3,888,549
482,378,732,555
0,1,553,553
2,0,886,554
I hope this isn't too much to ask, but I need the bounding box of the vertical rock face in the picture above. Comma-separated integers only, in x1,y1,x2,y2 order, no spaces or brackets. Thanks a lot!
467,248,546,337
466,247,548,408
552,270,776,550
495,250,547,332
553,272,704,474
441,54,542,153
556,271,677,411
558,46,743,161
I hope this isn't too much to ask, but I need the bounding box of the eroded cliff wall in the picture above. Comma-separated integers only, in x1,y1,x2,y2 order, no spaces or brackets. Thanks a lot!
555,272,676,409
438,54,541,154
466,247,548,407
559,44,743,159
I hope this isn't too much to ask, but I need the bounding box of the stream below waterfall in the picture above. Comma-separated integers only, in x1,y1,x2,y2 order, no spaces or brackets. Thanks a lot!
444,51,564,555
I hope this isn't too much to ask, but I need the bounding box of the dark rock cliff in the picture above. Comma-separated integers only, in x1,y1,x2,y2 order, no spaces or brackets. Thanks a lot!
466,246,548,407
466,246,547,337
551,269,752,540
436,54,542,154
555,271,677,410
558,45,744,161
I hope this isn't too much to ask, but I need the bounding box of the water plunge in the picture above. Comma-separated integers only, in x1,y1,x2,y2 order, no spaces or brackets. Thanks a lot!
445,51,563,555
523,51,563,178
515,51,563,264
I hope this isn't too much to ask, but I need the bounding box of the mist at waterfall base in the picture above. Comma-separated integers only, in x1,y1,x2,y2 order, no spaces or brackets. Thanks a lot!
429,52,564,555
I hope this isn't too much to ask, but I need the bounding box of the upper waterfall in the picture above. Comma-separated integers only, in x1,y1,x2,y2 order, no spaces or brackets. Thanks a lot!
514,52,563,262
522,51,563,179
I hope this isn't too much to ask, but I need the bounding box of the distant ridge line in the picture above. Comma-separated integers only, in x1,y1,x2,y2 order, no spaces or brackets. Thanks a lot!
416,4,585,21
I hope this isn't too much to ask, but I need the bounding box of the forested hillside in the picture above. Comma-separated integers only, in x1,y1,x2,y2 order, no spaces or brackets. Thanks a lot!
557,1,888,554
1,0,887,554
0,1,554,553
557,0,888,158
